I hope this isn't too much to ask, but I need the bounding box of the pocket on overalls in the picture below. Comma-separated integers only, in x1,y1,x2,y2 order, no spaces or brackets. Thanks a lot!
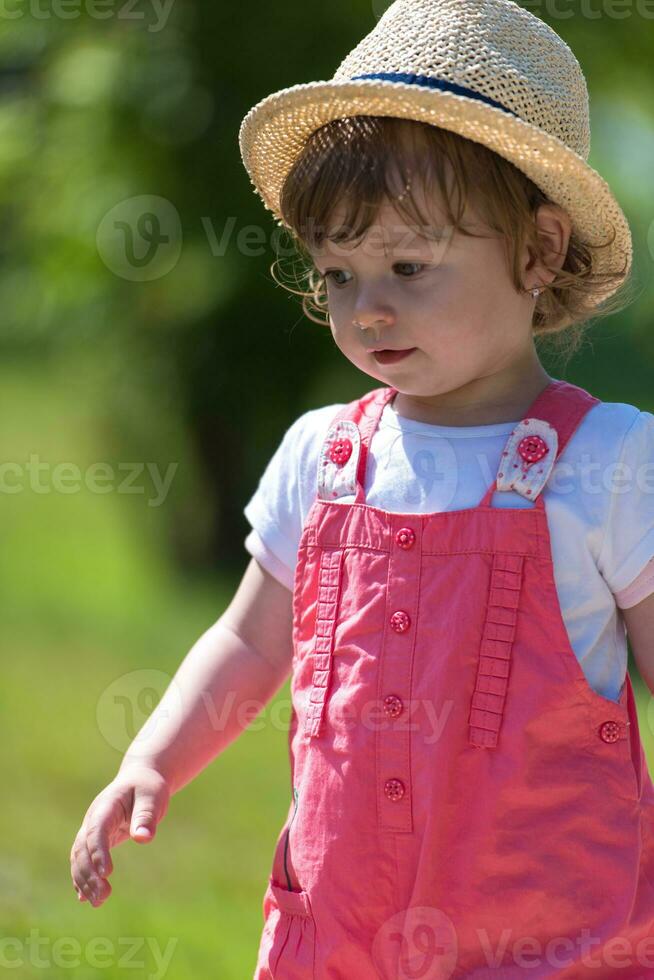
256,877,316,979
626,678,644,800
570,676,644,803
282,786,300,891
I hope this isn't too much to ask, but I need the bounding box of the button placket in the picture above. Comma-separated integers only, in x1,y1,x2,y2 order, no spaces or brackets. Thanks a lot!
377,517,421,832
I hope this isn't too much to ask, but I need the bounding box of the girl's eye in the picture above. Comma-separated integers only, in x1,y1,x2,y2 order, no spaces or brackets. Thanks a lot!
323,269,350,286
394,262,426,278
322,263,426,287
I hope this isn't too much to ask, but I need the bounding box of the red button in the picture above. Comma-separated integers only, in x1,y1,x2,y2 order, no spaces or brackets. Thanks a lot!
395,527,416,549
599,720,622,743
390,610,411,633
518,434,549,466
328,438,352,466
383,694,404,718
384,778,405,801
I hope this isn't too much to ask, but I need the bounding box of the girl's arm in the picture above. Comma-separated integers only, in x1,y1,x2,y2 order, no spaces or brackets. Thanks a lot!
623,592,654,695
118,556,295,793
71,558,294,907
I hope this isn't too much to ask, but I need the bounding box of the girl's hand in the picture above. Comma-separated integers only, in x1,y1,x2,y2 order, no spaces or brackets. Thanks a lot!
69,766,170,908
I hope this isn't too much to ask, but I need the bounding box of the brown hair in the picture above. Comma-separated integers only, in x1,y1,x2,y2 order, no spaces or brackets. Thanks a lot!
271,116,636,363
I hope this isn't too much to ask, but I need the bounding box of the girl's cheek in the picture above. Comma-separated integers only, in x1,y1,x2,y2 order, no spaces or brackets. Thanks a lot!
327,292,347,317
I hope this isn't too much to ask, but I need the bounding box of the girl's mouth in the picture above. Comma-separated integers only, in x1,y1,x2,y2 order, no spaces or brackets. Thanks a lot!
372,348,417,364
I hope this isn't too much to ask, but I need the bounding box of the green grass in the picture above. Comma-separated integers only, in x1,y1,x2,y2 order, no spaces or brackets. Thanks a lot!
2,605,292,980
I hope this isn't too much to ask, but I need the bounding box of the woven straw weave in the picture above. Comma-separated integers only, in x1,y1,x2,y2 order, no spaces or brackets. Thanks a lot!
239,0,632,303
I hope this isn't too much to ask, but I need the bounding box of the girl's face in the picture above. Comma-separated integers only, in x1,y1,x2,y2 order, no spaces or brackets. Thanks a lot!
309,179,547,414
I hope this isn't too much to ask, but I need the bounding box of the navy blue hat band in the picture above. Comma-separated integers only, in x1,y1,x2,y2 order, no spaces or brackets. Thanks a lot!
349,72,518,119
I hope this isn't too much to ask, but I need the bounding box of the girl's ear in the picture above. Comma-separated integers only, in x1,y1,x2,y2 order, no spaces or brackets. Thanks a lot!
524,203,573,287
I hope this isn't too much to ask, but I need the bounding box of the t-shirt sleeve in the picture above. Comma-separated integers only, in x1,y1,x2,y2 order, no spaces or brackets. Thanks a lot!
244,528,295,591
614,558,654,610
597,410,654,601
242,411,321,591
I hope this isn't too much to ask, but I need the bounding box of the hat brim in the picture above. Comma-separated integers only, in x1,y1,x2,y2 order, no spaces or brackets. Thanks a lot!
239,78,632,305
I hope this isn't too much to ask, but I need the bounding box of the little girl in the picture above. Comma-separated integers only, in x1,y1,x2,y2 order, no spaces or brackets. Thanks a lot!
71,0,654,976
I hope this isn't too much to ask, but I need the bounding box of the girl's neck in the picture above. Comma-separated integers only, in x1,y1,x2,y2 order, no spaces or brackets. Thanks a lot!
391,364,554,426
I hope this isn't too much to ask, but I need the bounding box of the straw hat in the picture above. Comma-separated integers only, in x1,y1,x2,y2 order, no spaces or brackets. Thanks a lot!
238,0,632,305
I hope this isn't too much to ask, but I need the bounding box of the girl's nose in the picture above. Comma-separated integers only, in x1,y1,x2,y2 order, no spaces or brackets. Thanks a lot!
353,317,392,348
352,309,395,331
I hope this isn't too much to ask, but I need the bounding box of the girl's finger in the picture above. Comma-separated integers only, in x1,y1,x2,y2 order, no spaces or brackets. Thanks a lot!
78,878,98,905
71,836,106,906
84,800,119,878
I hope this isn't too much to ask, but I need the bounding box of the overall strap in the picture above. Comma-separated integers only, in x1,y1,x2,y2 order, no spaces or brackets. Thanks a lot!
479,378,601,508
317,386,397,505
470,379,600,751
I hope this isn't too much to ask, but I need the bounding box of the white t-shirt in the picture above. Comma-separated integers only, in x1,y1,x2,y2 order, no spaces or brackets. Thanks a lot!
243,398,654,703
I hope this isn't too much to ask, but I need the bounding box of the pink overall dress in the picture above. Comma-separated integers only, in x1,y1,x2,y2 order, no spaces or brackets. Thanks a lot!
253,379,654,979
